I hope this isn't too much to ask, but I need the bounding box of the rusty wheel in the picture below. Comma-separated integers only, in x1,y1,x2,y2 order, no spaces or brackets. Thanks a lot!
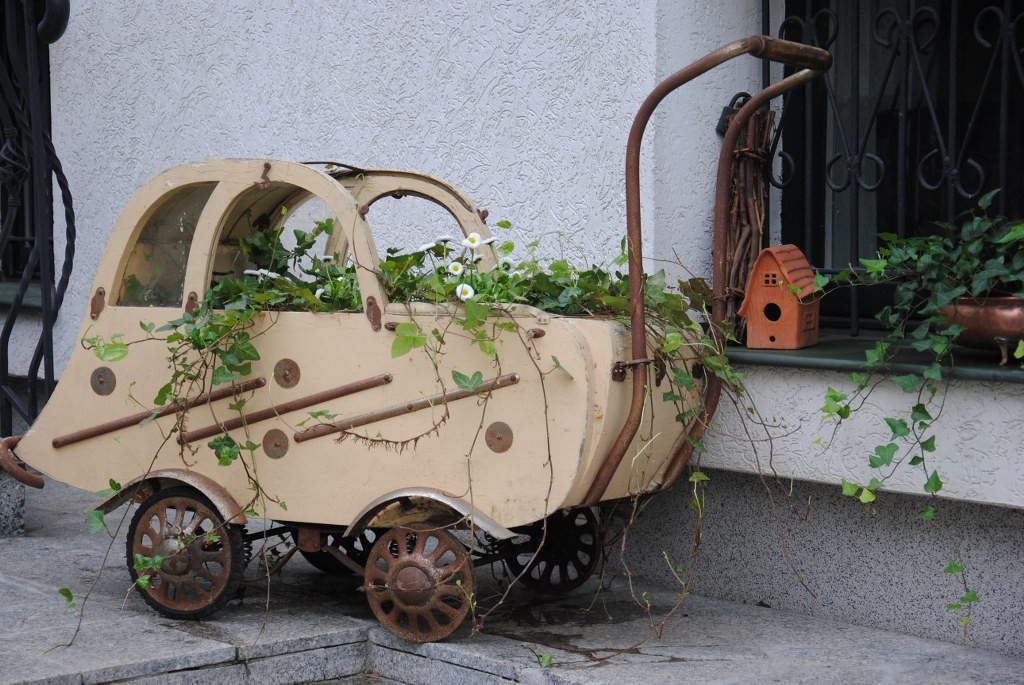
364,524,474,642
127,486,244,620
504,507,600,595
299,528,381,575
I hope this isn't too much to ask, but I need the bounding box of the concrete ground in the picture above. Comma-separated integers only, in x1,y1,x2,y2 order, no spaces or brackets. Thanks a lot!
1,480,1022,685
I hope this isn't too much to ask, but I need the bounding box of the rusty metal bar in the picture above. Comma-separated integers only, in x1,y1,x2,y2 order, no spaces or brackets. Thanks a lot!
295,373,520,444
178,373,393,445
582,36,831,506
0,435,43,488
52,377,268,448
659,67,829,491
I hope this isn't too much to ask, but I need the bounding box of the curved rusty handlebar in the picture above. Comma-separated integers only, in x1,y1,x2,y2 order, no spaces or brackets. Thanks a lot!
0,435,44,489
748,35,833,71
582,36,831,506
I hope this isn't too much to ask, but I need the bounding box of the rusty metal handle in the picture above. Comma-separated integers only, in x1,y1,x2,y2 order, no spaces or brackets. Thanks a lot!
582,35,832,507
0,436,44,489
748,35,832,70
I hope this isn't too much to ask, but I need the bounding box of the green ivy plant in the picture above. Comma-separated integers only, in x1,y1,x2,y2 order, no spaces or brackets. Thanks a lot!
816,191,1024,629
82,211,734,595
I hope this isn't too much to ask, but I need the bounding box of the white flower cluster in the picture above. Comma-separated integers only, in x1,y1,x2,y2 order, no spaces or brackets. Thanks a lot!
418,232,496,301
242,269,281,280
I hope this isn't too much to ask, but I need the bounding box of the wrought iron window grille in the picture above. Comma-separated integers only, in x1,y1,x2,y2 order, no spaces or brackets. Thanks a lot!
773,0,1024,335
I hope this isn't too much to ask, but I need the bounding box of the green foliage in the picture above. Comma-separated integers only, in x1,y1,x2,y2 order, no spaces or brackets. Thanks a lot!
132,553,167,589
58,588,75,608
86,509,107,535
452,369,484,392
813,195,1024,626
82,333,129,362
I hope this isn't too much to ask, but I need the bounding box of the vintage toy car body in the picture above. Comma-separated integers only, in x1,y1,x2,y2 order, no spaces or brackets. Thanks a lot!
1,36,830,642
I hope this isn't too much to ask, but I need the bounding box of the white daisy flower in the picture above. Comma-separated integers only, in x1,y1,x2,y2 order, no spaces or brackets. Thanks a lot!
243,269,263,277
318,254,335,262
418,242,437,252
436,235,454,243
462,232,482,249
447,261,464,276
481,236,497,245
314,288,325,300
265,271,281,279
455,283,475,301
472,254,484,263
511,270,523,280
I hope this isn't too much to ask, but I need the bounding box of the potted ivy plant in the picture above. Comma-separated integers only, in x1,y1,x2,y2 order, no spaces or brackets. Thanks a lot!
855,189,1024,365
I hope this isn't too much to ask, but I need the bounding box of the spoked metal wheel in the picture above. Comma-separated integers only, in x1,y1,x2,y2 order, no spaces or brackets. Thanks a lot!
299,528,381,575
364,524,474,642
504,507,601,595
126,486,244,620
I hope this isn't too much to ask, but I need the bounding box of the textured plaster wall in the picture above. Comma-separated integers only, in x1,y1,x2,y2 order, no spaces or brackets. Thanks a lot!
704,366,1024,508
39,0,659,376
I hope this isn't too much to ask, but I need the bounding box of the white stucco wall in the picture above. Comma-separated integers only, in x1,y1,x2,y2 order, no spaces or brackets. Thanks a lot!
42,0,661,374
12,0,1022,509
702,366,1024,508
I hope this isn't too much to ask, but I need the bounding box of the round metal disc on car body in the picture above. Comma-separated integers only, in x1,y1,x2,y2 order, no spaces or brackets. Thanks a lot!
90,367,116,395
263,429,289,459
274,358,301,388
485,421,513,453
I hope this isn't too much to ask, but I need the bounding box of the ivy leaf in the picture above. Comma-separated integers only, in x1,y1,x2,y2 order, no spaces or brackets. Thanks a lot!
891,374,920,393
960,590,980,604
461,300,489,329
688,471,710,483
495,219,513,229
391,322,426,358
86,509,106,535
551,356,574,380
884,418,910,439
923,363,943,381
920,435,937,453
841,479,859,497
211,366,238,386
153,382,174,406
943,561,964,574
923,470,943,494
911,404,933,423
58,588,75,608
868,443,898,468
93,341,129,363
452,370,483,392
96,478,122,498
858,488,876,504
917,505,936,521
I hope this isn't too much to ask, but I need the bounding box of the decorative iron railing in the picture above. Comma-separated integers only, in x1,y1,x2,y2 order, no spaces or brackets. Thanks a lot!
0,0,74,434
773,0,1024,332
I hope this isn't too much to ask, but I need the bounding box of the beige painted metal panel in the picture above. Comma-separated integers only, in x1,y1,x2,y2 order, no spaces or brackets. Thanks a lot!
16,159,702,530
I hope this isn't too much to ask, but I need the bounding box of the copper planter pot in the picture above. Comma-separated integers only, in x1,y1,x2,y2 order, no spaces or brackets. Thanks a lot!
941,296,1024,365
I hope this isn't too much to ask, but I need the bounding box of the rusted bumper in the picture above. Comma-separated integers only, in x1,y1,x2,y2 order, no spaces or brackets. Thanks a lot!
0,435,44,489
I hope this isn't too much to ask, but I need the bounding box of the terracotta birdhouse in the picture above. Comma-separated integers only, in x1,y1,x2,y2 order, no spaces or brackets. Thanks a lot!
738,244,820,349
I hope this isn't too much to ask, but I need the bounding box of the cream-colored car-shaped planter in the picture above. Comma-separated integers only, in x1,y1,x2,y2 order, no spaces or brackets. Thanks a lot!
0,37,831,642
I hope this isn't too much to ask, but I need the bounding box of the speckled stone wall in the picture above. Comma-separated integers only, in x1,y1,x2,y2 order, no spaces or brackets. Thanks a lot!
622,467,1024,657
0,476,25,536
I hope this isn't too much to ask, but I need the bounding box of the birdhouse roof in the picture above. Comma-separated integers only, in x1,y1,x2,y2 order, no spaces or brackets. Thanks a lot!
741,244,819,305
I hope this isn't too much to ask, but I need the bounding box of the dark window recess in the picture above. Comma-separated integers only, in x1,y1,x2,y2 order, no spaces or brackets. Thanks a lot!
1,9,54,286
775,0,1024,334
1,0,75,435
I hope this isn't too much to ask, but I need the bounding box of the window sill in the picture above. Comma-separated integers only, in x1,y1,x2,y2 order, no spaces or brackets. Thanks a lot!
0,282,44,310
727,328,1024,385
